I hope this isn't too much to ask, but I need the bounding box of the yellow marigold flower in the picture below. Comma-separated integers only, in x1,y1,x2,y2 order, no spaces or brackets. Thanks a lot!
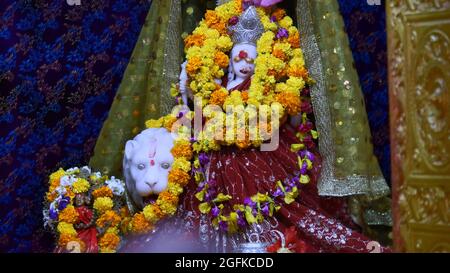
279,16,293,29
171,143,193,160
145,118,163,128
167,182,184,196
93,197,114,214
157,198,178,216
163,115,178,132
58,205,79,224
257,9,277,31
214,51,229,69
92,186,113,199
57,222,77,236
215,0,242,19
186,56,202,77
106,227,119,234
130,213,153,234
172,158,191,172
257,32,275,54
72,178,90,194
216,36,233,51
143,205,164,224
168,169,190,186
99,233,120,252
286,77,305,93
205,28,220,40
275,93,301,116
50,168,65,185
96,210,121,228
223,90,244,108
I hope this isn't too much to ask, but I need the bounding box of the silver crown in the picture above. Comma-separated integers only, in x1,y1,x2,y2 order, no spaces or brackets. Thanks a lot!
229,6,264,45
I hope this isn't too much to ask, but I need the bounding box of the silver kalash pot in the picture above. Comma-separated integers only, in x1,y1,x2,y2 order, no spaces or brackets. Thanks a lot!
233,242,270,253
232,229,288,253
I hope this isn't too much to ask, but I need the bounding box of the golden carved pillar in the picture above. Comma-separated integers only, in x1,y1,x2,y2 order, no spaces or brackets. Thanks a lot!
387,0,450,252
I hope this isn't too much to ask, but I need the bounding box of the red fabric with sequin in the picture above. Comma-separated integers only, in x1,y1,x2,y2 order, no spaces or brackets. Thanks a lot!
179,79,391,253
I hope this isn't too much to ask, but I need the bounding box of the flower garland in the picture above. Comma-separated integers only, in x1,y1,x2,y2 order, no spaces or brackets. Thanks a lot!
128,111,194,234
44,167,126,253
192,87,318,233
170,0,318,233
172,0,313,150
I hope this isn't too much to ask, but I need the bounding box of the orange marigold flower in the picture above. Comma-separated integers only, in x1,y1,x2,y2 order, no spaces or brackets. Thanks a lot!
99,233,120,252
157,192,179,216
264,85,272,95
235,0,243,13
236,129,251,149
186,56,202,77
130,213,153,234
96,210,121,228
272,8,286,21
171,143,193,160
58,234,86,252
184,34,205,49
158,191,179,205
214,51,229,69
275,93,302,116
205,10,227,34
241,90,249,103
205,10,220,26
209,89,229,107
287,66,308,78
288,32,300,48
58,206,79,224
168,168,191,186
46,191,57,202
272,49,287,61
92,186,113,199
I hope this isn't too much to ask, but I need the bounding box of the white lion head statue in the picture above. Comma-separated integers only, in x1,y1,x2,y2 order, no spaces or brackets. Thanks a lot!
123,128,175,210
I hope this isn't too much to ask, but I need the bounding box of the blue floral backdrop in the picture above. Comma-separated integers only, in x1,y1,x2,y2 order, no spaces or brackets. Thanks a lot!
0,0,389,252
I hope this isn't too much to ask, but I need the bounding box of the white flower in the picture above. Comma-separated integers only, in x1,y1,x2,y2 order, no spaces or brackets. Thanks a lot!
106,176,125,196
80,166,91,176
60,175,76,187
55,185,67,196
92,172,101,178
66,167,80,174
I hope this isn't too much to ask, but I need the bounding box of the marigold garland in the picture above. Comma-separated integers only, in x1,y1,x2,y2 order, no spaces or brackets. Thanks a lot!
44,167,126,253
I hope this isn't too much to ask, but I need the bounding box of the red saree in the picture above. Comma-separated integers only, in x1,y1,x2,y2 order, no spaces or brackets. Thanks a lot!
178,78,391,253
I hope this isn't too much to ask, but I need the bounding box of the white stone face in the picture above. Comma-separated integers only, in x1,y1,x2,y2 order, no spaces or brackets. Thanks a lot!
227,43,257,90
123,128,175,207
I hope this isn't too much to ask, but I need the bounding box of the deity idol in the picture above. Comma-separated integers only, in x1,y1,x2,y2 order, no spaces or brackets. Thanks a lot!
120,3,391,253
